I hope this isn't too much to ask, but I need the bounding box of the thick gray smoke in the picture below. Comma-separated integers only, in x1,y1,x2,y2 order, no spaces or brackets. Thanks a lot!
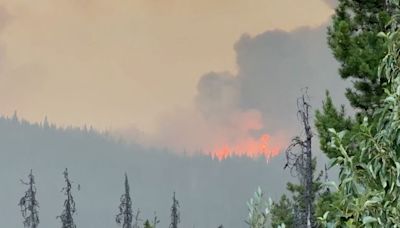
142,23,349,157
0,2,351,227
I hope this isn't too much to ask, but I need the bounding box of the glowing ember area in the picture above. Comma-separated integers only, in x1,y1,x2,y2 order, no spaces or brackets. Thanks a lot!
211,134,283,161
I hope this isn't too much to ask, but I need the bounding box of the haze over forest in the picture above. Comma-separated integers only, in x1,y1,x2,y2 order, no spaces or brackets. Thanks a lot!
0,0,350,227
0,115,295,227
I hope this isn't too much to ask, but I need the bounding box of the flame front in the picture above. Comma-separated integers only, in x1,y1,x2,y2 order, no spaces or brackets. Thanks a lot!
211,134,283,161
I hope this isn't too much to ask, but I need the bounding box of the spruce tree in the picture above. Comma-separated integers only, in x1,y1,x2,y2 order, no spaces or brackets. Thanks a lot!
116,173,133,228
315,0,400,160
272,158,325,228
19,170,39,228
143,220,153,228
315,92,354,159
313,0,400,224
328,0,393,111
169,192,180,228
270,195,294,227
58,168,77,228
318,2,400,225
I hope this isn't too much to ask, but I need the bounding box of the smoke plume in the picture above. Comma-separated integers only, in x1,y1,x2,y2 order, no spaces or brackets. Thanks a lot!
120,23,348,159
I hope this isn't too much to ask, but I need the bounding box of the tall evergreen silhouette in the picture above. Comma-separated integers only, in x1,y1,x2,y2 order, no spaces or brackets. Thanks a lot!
58,168,77,228
116,173,133,228
19,170,39,228
169,192,180,228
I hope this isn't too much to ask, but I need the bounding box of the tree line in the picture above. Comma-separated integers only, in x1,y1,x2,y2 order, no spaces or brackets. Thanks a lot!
18,169,184,228
15,0,400,227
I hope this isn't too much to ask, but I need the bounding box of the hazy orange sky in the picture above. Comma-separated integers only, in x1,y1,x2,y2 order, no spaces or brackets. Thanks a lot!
0,0,333,133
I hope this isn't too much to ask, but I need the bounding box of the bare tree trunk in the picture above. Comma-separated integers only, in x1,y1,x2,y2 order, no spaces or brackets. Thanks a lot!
285,93,315,228
58,168,77,228
19,170,40,228
301,95,314,228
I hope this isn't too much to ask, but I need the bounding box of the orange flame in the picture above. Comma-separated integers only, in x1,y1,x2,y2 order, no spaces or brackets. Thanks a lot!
211,134,283,161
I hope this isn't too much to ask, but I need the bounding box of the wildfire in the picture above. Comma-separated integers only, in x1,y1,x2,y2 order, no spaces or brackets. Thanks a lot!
211,134,283,161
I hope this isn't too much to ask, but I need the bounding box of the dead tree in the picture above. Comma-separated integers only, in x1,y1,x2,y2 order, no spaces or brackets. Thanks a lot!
19,170,39,228
169,192,180,228
58,168,77,228
116,173,133,228
285,93,315,228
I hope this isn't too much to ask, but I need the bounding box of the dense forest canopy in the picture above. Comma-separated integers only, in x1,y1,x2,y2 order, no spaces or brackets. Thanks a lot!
0,114,295,228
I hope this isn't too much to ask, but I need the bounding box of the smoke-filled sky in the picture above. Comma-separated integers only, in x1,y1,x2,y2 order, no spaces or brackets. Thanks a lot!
0,1,352,227
0,0,345,156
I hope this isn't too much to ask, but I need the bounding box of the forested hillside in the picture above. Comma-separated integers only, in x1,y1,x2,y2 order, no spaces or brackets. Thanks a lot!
0,114,294,228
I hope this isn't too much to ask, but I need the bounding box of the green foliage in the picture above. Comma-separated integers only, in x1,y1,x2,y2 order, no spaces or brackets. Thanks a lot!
144,220,153,228
316,0,395,159
270,195,294,228
315,92,354,159
315,190,340,226
246,187,273,228
328,0,391,110
270,159,326,228
321,5,400,225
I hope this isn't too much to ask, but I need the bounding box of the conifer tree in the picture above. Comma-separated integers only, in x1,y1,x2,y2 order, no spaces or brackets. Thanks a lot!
328,0,393,111
318,2,400,225
143,220,153,228
169,192,180,228
316,0,399,159
313,1,399,222
321,0,400,223
315,92,353,159
58,168,77,228
270,195,293,227
271,159,326,227
116,173,133,228
19,170,39,228
313,1,395,221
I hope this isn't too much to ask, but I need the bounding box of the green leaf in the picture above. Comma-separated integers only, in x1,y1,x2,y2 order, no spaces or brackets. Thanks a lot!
395,162,400,187
364,196,382,207
362,216,378,224
323,181,339,191
323,211,329,220
378,31,388,38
